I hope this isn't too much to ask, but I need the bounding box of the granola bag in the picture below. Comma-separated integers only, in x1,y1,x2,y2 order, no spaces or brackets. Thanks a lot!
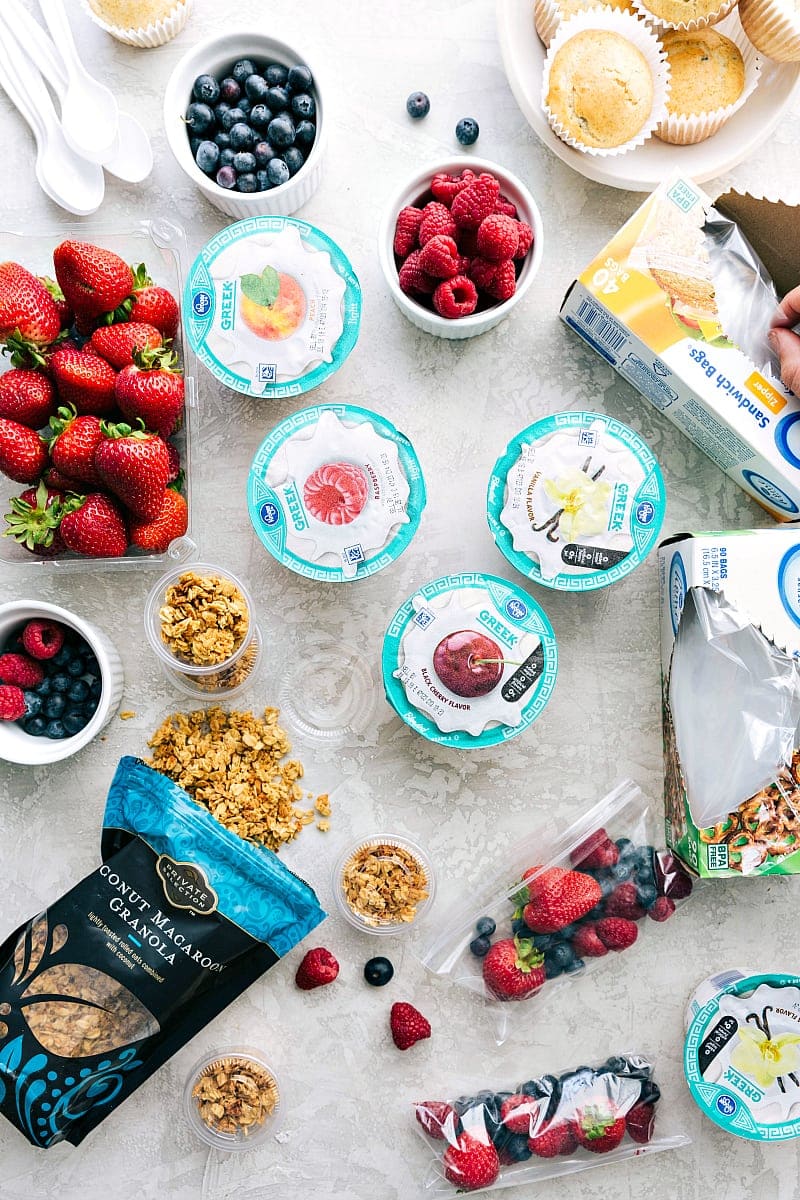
421,781,696,1043
0,756,325,1147
413,1052,689,1194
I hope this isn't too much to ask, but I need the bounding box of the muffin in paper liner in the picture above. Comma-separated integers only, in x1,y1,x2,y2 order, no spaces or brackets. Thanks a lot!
541,8,671,157
631,0,738,33
655,15,762,145
738,0,800,60
534,0,636,48
80,0,193,46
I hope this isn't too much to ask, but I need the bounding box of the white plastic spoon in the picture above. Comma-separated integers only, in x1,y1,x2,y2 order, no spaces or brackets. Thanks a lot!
2,0,152,183
37,0,119,163
0,29,104,215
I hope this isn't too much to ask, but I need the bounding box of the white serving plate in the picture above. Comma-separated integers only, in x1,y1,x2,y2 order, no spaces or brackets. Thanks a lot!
496,0,800,191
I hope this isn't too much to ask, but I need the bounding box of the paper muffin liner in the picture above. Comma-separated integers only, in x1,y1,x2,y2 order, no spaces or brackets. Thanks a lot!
631,0,737,33
655,14,761,144
541,8,671,157
738,0,800,60
80,0,193,46
534,0,636,46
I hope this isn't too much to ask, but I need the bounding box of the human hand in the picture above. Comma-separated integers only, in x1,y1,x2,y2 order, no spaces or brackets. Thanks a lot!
769,285,800,395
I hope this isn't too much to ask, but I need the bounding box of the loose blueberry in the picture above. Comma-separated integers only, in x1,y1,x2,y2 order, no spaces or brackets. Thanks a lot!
232,59,257,85
254,140,276,167
363,956,394,986
469,935,491,958
220,147,236,167
232,150,256,173
196,140,220,174
610,862,632,882
637,883,658,909
229,122,256,150
255,170,271,191
63,711,87,736
266,86,290,113
543,952,563,979
236,173,258,193
50,674,70,693
45,719,66,739
287,64,313,93
283,147,305,176
214,130,232,150
22,691,42,716
192,74,220,105
220,107,247,132
67,679,90,703
550,942,575,968
214,101,231,124
43,694,66,718
52,645,73,667
245,74,270,103
291,92,315,120
475,916,496,936
218,77,241,104
615,837,635,857
250,103,272,130
88,677,102,700
66,657,84,677
294,119,316,148
455,117,479,145
185,102,215,135
35,677,52,697
23,715,47,737
189,135,202,156
265,63,289,87
238,97,252,117
216,165,237,189
266,157,290,187
406,91,430,119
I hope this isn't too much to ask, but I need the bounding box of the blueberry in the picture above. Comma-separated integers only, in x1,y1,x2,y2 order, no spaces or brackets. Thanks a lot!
219,77,241,104
615,837,635,858
235,173,258,193
550,942,574,968
511,918,534,938
637,883,658,909
216,165,237,190
406,91,430,119
43,694,66,718
255,170,271,191
50,674,70,693
363,956,393,986
63,711,87,736
475,916,496,936
22,690,42,716
283,147,305,176
503,1133,532,1162
52,645,73,667
543,952,563,979
232,150,256,173
265,62,289,87
232,59,257,85
250,103,272,130
602,1054,653,1080
192,73,220,104
291,92,315,120
532,932,556,949
66,657,84,676
220,148,236,167
185,102,215,135
35,677,52,697
214,130,232,150
195,140,220,174
294,119,316,148
558,923,578,939
45,719,66,739
189,135,202,156
469,935,491,958
455,117,479,145
67,679,89,703
214,102,231,124
229,122,256,150
237,97,252,117
266,157,290,187
220,107,247,132
88,677,102,700
598,875,615,898
287,64,313,93
610,862,632,882
84,695,99,716
564,956,585,974
639,1079,661,1106
266,86,290,113
23,715,46,736
254,140,276,166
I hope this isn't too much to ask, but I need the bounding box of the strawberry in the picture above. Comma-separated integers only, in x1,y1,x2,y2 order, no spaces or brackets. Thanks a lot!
500,1094,540,1135
0,684,26,721
528,1122,577,1157
42,465,82,492
523,870,601,933
605,882,645,921
90,321,162,369
442,1132,500,1191
3,481,63,553
0,418,48,483
294,947,339,990
53,241,133,323
482,936,545,1001
626,1101,655,1144
595,916,639,951
110,264,179,339
571,922,608,958
415,1101,461,1141
0,369,56,429
59,492,128,557
570,829,620,870
165,440,181,484
94,421,170,521
49,345,117,416
49,406,103,486
0,263,61,365
129,488,188,554
648,896,676,922
39,275,73,330
114,346,184,438
574,1102,626,1153
0,652,43,688
390,1001,431,1050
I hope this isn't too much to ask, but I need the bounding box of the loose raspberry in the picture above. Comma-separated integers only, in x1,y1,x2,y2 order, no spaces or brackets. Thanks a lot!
0,652,44,688
595,916,639,951
605,882,646,921
468,257,498,291
398,250,436,296
390,1001,431,1050
419,235,461,279
515,221,534,259
571,922,608,958
433,275,478,319
648,896,676,922
393,206,424,258
295,947,339,990
495,194,518,218
430,172,471,206
451,175,501,229
486,259,517,302
418,202,458,246
477,214,520,262
21,619,65,660
0,684,26,721
570,830,619,870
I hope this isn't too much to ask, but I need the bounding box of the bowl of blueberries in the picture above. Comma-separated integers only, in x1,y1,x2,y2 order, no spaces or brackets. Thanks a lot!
0,601,123,765
164,31,324,218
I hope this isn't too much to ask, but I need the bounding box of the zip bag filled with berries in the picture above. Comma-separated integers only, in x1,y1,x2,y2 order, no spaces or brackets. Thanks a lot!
413,1051,689,1194
420,780,696,1041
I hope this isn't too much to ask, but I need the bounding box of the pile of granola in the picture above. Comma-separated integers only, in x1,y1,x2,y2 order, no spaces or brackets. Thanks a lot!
192,1056,279,1136
158,570,249,666
342,841,429,926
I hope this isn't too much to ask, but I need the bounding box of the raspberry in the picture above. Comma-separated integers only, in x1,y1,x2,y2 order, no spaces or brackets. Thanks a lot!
21,619,65,660
415,1101,461,1141
430,172,471,206
476,214,520,262
495,193,518,218
626,1102,656,1144
458,228,479,258
572,922,608,958
605,882,645,921
418,202,457,246
393,206,424,258
515,221,534,259
648,896,676,922
433,275,478,319
0,652,44,688
398,250,436,296
468,257,498,291
486,259,517,302
419,235,461,279
0,684,26,721
595,916,639,951
451,174,501,229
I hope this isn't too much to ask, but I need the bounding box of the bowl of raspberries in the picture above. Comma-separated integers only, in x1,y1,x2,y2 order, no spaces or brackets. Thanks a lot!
0,601,123,765
379,157,543,339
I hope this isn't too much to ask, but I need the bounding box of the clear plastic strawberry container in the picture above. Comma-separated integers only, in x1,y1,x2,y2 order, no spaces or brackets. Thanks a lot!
0,217,198,572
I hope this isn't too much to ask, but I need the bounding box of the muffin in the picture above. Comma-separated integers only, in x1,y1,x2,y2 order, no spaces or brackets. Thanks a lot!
738,0,800,60
633,0,736,30
534,0,636,47
81,0,193,46
656,26,755,144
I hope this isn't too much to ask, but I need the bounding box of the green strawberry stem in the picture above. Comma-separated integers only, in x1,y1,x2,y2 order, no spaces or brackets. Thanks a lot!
131,343,182,373
48,404,79,439
40,275,66,303
578,1104,617,1139
102,262,149,326
3,481,62,549
512,936,543,974
99,418,148,440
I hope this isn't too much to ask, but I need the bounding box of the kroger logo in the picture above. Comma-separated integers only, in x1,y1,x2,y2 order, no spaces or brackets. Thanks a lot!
669,552,687,636
192,289,212,317
742,469,800,515
635,501,655,525
505,598,528,621
260,502,280,528
716,1094,737,1117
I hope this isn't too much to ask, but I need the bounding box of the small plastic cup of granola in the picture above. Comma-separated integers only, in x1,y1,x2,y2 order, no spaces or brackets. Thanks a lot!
184,1046,281,1151
333,834,436,936
143,562,262,699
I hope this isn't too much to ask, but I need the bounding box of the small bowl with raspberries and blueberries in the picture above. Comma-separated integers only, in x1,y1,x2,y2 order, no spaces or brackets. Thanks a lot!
164,31,324,219
0,600,123,765
378,156,544,339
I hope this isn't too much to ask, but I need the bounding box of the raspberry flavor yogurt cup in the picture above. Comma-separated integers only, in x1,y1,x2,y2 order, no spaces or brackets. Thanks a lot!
382,572,558,748
247,404,426,581
488,411,666,592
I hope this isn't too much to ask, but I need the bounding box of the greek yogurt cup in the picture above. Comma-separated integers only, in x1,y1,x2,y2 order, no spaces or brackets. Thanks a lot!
488,411,666,591
184,217,361,398
247,404,426,581
382,572,558,749
684,971,800,1141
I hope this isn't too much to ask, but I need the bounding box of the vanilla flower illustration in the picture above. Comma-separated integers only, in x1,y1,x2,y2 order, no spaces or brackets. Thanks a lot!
542,468,612,542
731,1025,800,1088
